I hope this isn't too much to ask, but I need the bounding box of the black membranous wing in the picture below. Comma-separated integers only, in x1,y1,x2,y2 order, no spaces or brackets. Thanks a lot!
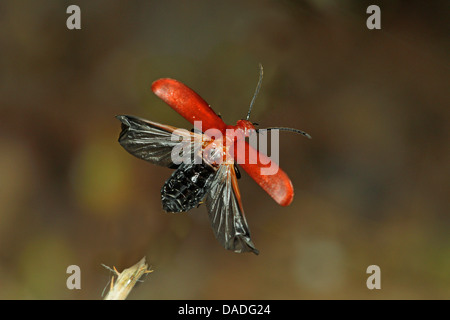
206,164,259,255
116,115,200,168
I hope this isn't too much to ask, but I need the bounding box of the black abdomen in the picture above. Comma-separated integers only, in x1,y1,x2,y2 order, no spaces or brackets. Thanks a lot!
161,163,216,213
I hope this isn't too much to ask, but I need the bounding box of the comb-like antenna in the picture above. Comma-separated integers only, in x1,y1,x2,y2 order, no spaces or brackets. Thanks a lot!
246,64,264,121
258,127,312,139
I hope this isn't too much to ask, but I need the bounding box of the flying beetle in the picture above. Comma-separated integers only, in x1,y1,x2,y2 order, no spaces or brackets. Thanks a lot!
116,65,311,254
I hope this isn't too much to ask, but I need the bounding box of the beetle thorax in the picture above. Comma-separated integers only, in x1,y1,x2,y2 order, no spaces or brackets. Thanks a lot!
202,137,232,167
233,120,256,138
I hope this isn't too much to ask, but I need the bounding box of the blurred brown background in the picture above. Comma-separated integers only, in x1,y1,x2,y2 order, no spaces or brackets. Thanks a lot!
0,0,448,299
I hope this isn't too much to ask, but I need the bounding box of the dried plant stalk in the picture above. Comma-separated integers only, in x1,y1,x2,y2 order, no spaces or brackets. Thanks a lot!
102,257,152,300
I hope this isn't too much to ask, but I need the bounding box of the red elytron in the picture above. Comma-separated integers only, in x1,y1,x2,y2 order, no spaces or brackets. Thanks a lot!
117,66,310,254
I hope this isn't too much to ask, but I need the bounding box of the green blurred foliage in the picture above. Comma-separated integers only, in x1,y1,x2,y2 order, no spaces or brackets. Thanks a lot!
0,0,448,299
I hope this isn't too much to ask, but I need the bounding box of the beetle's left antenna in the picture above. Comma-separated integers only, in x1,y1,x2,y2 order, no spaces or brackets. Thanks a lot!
246,64,264,121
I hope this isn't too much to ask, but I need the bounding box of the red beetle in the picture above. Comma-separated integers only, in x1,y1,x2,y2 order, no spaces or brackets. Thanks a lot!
117,65,310,254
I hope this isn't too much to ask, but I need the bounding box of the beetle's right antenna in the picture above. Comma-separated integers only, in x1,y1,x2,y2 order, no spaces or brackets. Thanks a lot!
246,64,264,121
261,127,312,139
